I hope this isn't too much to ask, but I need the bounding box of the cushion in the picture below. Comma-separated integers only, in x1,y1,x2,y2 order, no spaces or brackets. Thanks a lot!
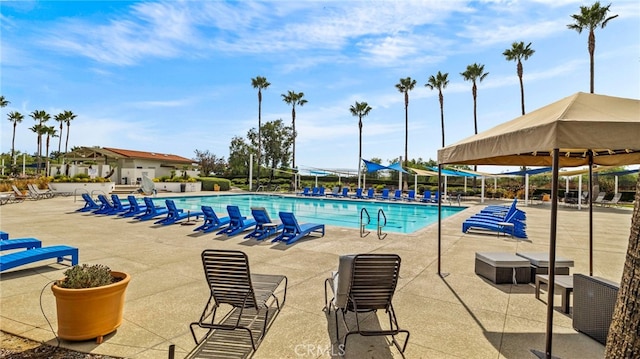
475,252,530,268
516,252,575,267
332,254,356,309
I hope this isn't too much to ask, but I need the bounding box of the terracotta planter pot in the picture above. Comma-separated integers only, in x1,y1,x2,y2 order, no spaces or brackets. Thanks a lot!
51,271,130,343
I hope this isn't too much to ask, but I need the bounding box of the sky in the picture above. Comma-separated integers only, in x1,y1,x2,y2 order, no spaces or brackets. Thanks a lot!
1,0,639,175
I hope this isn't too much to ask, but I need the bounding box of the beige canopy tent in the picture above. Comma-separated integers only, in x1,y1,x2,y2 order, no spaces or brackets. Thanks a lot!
436,92,640,359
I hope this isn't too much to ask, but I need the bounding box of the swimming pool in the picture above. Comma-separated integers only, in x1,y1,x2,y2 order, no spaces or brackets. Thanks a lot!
157,194,466,234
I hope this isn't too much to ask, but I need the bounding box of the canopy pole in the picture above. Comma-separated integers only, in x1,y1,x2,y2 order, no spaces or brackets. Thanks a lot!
578,175,583,210
481,176,486,204
525,173,530,206
437,164,442,276
588,152,594,276
543,148,560,359
248,154,254,191
399,156,403,191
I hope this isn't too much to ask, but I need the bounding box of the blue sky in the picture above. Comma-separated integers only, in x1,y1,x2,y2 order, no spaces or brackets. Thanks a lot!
1,0,639,174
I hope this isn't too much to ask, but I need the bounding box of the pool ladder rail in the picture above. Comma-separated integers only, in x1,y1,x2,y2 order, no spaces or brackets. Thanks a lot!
360,208,387,239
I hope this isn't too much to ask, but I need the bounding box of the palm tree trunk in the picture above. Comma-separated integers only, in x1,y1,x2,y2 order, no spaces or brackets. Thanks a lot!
292,108,296,189
257,92,262,189
605,175,640,356
358,118,363,189
517,61,525,116
65,124,71,154
589,30,596,94
439,91,445,147
11,124,16,166
58,123,63,154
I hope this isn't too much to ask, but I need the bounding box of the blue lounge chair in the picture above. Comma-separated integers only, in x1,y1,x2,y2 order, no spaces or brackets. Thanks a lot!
313,187,326,196
272,212,325,245
392,189,403,201
420,190,432,203
0,245,79,272
93,194,116,215
406,190,416,202
462,209,527,238
297,187,310,196
77,193,101,212
216,205,256,237
193,206,231,233
119,196,148,218
106,195,132,215
338,187,350,198
351,188,364,199
309,187,320,196
135,197,169,221
154,200,203,225
0,238,42,251
377,189,390,200
1,231,9,240
365,188,375,200
244,207,284,241
473,199,526,222
432,191,440,203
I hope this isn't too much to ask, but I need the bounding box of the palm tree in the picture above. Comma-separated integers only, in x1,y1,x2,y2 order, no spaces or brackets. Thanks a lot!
503,41,535,115
567,2,618,94
63,111,77,154
29,110,50,174
54,111,67,155
461,63,489,185
281,90,307,188
349,101,372,189
0,96,8,109
605,175,640,356
395,77,416,169
43,126,58,175
7,111,23,166
251,76,271,188
425,71,450,148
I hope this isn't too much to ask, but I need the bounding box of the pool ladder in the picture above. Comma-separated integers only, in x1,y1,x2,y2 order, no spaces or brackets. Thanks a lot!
360,208,387,239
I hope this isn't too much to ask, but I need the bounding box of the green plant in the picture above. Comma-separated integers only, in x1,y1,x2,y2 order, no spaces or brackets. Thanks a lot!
57,264,118,289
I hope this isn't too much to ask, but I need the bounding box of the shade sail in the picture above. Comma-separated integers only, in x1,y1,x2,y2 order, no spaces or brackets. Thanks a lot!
407,167,439,176
362,159,408,173
438,92,640,167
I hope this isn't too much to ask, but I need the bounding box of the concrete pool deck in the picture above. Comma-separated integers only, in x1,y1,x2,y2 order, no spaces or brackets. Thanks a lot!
0,192,633,358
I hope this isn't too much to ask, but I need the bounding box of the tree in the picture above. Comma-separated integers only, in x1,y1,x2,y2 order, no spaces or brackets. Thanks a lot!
7,111,23,170
258,119,293,182
251,76,271,186
395,77,416,169
605,174,640,357
0,96,8,109
54,111,68,155
29,110,50,174
349,101,372,189
567,2,618,94
461,63,489,186
228,136,251,177
194,149,226,177
63,111,77,154
281,90,307,187
43,126,58,174
425,71,450,148
503,41,535,115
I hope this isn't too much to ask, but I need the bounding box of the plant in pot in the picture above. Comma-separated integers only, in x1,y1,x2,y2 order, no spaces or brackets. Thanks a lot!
51,264,130,344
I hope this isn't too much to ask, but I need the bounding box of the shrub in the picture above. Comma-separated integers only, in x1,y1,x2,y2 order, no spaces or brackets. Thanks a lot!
198,177,231,191
57,264,116,289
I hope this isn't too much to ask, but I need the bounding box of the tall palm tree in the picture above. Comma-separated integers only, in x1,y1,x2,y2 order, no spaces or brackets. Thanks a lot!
503,41,535,115
281,90,307,188
251,76,270,188
0,96,9,109
461,63,489,185
425,71,450,148
43,126,58,175
349,101,372,189
395,77,416,169
567,2,618,94
54,111,67,155
7,111,23,165
29,110,50,174
63,110,77,154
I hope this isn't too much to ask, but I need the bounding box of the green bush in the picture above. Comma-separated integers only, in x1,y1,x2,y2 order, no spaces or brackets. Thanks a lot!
198,177,231,191
57,264,115,289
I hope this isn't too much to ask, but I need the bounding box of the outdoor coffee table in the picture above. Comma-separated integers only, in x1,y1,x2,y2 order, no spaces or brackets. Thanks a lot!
535,274,574,314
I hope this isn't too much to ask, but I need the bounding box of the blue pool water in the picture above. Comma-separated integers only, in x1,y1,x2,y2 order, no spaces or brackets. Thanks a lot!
155,194,466,234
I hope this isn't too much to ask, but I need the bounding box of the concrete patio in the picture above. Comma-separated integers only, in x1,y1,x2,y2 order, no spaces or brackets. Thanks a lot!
0,193,632,358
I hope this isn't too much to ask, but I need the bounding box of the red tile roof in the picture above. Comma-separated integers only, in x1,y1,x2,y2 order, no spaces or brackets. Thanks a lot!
102,147,193,164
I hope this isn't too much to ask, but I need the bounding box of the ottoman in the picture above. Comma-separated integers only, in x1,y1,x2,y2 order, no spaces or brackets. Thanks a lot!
516,252,574,283
475,252,531,284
